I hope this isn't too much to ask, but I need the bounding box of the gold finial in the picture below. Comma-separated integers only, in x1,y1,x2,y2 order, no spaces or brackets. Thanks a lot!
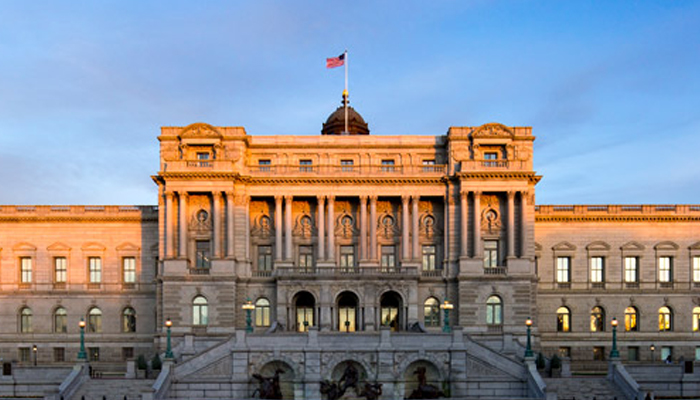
342,89,348,97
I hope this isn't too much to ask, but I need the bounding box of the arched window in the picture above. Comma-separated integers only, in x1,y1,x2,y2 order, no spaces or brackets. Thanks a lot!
54,307,67,333
294,291,315,332
590,306,605,332
693,307,700,332
192,296,208,326
486,296,503,326
88,307,102,333
659,306,673,331
557,307,571,332
423,297,440,327
337,292,359,332
255,298,271,327
380,291,402,331
122,307,136,333
625,306,638,332
20,307,33,333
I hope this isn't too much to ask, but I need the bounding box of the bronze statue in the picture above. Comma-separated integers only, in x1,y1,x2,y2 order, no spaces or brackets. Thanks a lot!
359,382,383,400
406,367,446,399
252,368,284,399
320,379,345,400
338,363,360,395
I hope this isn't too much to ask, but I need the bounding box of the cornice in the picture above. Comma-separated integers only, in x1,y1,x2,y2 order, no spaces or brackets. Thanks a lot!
456,172,542,183
536,215,700,223
0,216,158,223
249,177,448,185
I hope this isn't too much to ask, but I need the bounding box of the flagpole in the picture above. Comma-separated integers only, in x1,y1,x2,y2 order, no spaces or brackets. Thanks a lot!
344,49,348,134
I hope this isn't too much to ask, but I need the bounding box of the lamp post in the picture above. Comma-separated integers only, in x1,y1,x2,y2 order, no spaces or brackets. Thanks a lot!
610,318,620,358
164,318,174,360
77,319,87,361
32,345,37,366
440,300,454,333
525,317,534,358
650,344,656,362
242,298,255,333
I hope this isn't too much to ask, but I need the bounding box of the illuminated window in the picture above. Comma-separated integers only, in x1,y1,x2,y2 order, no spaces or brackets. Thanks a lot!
424,297,439,327
625,306,638,332
658,257,672,282
624,257,638,282
694,256,700,282
557,307,571,332
659,306,673,332
255,298,271,327
122,307,136,333
693,307,700,332
590,257,604,283
590,306,605,332
486,296,503,326
192,296,208,326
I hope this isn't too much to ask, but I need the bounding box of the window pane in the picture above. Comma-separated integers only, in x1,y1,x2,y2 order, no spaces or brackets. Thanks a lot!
590,257,604,283
424,298,439,327
123,257,136,283
694,257,700,282
625,257,637,282
21,258,32,283
659,257,672,282
54,257,67,283
556,257,570,283
625,307,638,332
89,257,102,283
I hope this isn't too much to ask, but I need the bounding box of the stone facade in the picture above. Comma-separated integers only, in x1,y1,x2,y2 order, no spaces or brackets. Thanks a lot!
1,116,699,398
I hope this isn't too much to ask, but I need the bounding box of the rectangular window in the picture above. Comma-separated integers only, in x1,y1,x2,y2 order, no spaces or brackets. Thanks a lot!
658,256,672,283
196,152,210,160
422,159,437,172
258,159,271,172
590,257,604,283
593,346,605,361
696,347,700,361
298,245,314,272
340,246,355,272
19,348,30,363
54,347,65,363
484,241,499,268
422,245,436,271
195,241,211,269
89,257,102,283
484,152,498,160
340,159,354,172
123,257,136,283
381,246,396,272
257,246,273,272
89,347,100,362
299,159,313,172
556,257,570,283
624,257,638,283
661,347,672,362
559,347,571,358
381,159,395,172
54,257,67,284
122,347,134,361
694,256,700,282
20,257,32,283
628,347,639,362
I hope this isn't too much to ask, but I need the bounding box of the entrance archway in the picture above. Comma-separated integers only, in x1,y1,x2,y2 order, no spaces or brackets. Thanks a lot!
380,291,402,331
293,291,315,332
337,291,359,332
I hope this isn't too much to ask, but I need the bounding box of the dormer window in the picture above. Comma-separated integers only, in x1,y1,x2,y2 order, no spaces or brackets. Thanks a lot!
259,159,271,172
197,152,210,160
381,159,395,172
299,160,313,173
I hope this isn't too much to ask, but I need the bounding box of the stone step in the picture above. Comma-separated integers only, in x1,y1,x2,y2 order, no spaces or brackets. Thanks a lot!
71,378,155,400
543,377,627,400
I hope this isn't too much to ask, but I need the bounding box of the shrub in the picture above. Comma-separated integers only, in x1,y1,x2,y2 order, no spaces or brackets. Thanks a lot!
137,354,147,370
535,353,546,370
151,354,162,370
550,354,561,370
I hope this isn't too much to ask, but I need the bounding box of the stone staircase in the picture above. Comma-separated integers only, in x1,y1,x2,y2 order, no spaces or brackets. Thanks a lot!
544,376,627,400
70,378,155,400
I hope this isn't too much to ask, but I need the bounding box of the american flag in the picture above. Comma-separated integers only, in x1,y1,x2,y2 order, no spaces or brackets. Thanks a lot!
326,54,345,69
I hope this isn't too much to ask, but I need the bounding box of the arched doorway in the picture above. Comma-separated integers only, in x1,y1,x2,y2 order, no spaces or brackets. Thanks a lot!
256,361,296,399
337,291,359,332
380,291,402,331
293,291,315,332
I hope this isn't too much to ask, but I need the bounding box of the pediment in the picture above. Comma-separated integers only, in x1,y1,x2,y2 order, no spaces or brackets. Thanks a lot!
689,241,700,250
81,242,106,251
552,241,576,251
621,241,645,251
179,123,222,139
586,241,611,251
47,242,72,252
13,242,37,251
116,242,141,252
534,242,543,251
472,123,514,139
654,241,679,251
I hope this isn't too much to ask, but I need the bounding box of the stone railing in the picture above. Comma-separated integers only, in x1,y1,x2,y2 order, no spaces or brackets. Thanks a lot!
525,360,547,399
247,164,447,176
152,362,172,400
536,204,700,215
0,205,158,217
274,266,419,278
608,360,642,400
55,364,88,400
460,159,529,171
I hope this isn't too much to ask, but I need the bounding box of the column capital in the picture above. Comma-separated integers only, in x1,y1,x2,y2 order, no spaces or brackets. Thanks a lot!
327,196,335,204
411,194,421,201
401,195,410,203
317,195,327,203
212,191,223,199
359,195,368,204
178,191,188,199
284,195,293,202
225,190,235,198
164,190,175,198
369,195,379,202
234,194,249,206
473,190,482,197
507,190,516,199
460,191,468,200
275,195,283,203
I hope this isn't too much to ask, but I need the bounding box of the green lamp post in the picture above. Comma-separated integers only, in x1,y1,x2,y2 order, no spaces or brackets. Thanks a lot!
165,318,174,359
77,318,87,361
242,298,255,333
525,317,534,358
610,317,620,358
440,300,454,333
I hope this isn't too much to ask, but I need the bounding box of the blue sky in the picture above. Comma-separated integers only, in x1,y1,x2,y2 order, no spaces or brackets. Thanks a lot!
1,1,699,205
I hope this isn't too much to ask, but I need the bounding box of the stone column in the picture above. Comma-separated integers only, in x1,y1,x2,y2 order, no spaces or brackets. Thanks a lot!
165,191,174,259
520,191,528,258
226,191,235,258
401,195,411,261
275,196,283,260
213,192,222,258
317,196,326,261
327,196,335,261
412,195,420,260
460,191,468,258
473,191,482,258
369,196,378,261
507,191,516,258
244,196,250,260
178,192,188,258
285,195,293,261
359,196,368,261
